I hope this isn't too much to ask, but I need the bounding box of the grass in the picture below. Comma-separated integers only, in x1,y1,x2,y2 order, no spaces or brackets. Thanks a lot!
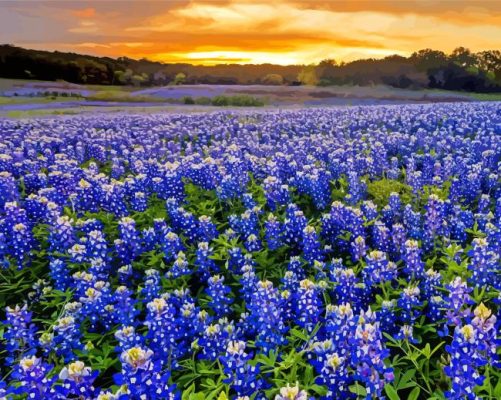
0,96,77,105
463,92,501,101
182,94,265,107
85,91,169,103
3,109,80,118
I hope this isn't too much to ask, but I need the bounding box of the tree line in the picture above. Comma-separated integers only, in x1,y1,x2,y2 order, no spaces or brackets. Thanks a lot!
0,45,500,92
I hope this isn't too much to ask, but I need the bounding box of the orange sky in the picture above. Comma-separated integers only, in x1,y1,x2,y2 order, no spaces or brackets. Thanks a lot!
1,0,500,65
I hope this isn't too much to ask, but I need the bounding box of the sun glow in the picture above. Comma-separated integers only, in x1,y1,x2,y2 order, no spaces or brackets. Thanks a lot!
1,0,499,65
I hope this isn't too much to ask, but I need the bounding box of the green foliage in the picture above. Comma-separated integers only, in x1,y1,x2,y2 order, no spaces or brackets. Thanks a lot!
194,96,212,105
174,72,187,85
86,91,167,103
297,65,319,86
183,96,195,105
210,95,265,107
366,178,412,208
262,73,284,85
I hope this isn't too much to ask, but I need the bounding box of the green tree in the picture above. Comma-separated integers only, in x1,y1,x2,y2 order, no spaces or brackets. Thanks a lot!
131,73,148,87
297,65,318,86
410,49,448,71
450,47,476,68
174,72,186,85
262,73,284,85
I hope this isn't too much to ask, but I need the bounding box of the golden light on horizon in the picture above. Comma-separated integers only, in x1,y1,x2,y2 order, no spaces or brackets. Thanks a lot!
1,1,500,65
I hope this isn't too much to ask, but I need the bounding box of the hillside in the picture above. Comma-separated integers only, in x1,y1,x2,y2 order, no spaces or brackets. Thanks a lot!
0,45,500,93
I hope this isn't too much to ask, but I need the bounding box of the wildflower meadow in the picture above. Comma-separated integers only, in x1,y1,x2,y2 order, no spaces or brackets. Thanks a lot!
0,102,500,399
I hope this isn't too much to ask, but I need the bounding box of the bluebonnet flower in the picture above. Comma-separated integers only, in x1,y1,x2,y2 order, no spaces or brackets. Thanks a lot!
468,238,499,290
117,217,141,263
163,232,184,262
361,201,378,222
248,280,288,352
112,285,139,326
53,360,97,399
351,310,394,398
424,194,445,250
4,204,34,268
346,171,366,205
396,324,418,343
114,325,143,352
239,263,259,304
207,275,233,318
314,345,349,398
403,204,422,240
391,223,407,256
195,241,218,282
168,206,199,244
379,300,397,335
144,296,184,367
3,304,37,365
52,315,83,362
402,239,425,279
228,246,246,272
363,250,396,287
407,170,423,195
86,229,108,261
388,192,401,216
244,233,262,252
372,221,391,253
330,267,361,307
387,157,400,180
274,384,309,400
295,279,322,333
48,215,75,253
445,303,498,399
263,176,290,210
49,258,71,292
443,277,473,327
131,191,148,212
117,346,180,399
0,171,18,209
265,213,283,251
79,281,112,331
198,319,237,361
141,268,163,302
142,227,158,252
168,251,191,278
9,356,55,398
302,225,324,264
221,340,265,396
198,215,218,242
398,285,422,324
283,204,307,248
287,256,305,279
305,168,332,209
75,178,99,213
240,208,261,240
350,235,367,262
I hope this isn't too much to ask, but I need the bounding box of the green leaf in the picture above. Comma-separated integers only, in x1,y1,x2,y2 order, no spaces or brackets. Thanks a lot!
396,369,416,390
384,385,400,400
349,383,367,397
289,328,309,342
217,392,228,400
408,387,420,400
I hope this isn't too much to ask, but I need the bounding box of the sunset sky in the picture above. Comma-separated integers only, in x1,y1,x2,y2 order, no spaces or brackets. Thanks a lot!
1,1,500,65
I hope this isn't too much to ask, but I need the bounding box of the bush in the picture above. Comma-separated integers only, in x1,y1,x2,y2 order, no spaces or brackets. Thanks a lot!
262,73,284,85
182,96,195,105
211,95,264,107
194,96,212,105
211,95,230,106
366,178,413,207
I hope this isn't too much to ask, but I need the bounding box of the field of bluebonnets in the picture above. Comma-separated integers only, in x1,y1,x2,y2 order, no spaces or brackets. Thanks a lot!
0,102,500,400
